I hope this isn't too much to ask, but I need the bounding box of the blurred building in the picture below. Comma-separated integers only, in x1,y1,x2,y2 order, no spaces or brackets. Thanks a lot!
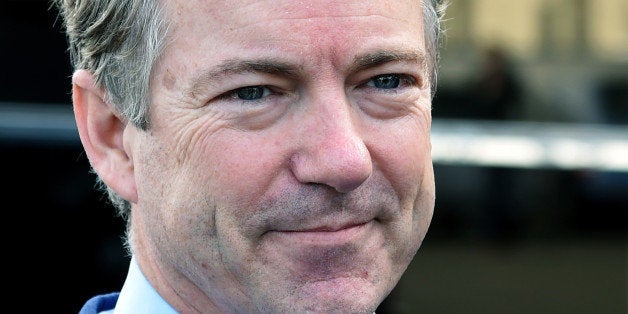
436,0,628,124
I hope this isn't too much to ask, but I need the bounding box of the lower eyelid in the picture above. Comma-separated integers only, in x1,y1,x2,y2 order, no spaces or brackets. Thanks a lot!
222,86,271,101
361,74,417,89
399,75,418,86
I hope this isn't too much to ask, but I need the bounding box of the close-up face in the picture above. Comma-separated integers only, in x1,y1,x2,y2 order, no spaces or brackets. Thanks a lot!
128,0,435,312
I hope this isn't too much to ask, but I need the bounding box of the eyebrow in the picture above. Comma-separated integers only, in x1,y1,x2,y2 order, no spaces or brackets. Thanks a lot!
187,59,300,98
350,50,427,73
186,49,426,97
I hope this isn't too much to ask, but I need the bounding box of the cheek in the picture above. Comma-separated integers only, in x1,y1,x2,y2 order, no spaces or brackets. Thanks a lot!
371,117,432,197
190,130,287,211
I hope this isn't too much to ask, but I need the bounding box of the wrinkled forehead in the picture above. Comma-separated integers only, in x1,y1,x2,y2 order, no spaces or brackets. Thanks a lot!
153,0,426,91
162,0,424,38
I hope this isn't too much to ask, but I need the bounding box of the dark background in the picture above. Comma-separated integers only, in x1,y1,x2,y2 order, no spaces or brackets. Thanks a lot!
2,1,626,313
1,1,131,311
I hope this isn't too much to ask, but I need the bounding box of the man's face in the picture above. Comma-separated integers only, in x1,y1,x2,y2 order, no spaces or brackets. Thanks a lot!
129,0,435,312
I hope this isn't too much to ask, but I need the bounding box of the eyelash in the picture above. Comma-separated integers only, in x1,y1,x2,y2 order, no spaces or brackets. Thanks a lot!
220,73,417,102
363,73,417,90
222,85,276,102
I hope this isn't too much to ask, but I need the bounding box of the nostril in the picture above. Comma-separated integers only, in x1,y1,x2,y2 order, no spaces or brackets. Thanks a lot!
290,139,373,193
289,95,373,193
332,169,372,193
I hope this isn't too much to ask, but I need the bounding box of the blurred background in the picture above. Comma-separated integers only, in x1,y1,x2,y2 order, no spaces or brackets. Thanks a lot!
1,0,626,313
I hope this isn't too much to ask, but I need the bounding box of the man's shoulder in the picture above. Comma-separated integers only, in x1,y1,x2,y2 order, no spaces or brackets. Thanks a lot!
78,292,120,314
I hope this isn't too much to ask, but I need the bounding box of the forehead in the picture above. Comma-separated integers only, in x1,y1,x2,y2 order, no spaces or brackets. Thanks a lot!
157,0,425,84
163,0,424,45
165,0,422,25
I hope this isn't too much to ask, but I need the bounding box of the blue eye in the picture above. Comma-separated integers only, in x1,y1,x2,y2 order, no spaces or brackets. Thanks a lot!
370,74,401,89
233,86,269,100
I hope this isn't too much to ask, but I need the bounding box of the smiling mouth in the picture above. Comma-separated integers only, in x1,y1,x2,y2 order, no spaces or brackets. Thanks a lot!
270,221,372,244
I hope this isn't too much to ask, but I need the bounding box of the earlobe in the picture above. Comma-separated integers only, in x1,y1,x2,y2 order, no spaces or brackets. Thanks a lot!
72,70,138,203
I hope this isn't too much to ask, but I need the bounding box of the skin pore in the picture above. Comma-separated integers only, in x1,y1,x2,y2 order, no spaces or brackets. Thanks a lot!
78,0,436,313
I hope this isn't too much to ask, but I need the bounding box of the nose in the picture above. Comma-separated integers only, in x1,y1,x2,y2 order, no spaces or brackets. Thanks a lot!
290,93,372,193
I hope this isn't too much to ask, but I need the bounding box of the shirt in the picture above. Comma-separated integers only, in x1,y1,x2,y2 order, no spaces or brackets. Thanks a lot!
79,256,178,314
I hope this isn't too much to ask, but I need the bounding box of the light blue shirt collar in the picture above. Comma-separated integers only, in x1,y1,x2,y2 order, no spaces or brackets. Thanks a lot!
103,256,178,314
103,257,379,314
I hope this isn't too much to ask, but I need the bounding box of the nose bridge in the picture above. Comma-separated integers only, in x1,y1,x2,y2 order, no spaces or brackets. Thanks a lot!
291,87,373,193
315,95,364,160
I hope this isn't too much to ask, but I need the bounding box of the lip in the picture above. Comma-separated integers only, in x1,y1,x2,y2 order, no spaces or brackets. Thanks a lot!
268,220,373,244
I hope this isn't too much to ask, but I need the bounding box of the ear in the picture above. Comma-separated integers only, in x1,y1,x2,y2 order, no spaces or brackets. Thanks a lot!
72,70,138,204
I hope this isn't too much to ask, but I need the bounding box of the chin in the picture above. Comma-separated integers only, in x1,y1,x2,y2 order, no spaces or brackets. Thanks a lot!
270,277,386,314
281,298,379,314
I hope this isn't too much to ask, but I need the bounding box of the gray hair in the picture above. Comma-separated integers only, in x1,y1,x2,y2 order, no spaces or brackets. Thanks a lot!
54,0,448,220
423,0,449,98
54,0,168,219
